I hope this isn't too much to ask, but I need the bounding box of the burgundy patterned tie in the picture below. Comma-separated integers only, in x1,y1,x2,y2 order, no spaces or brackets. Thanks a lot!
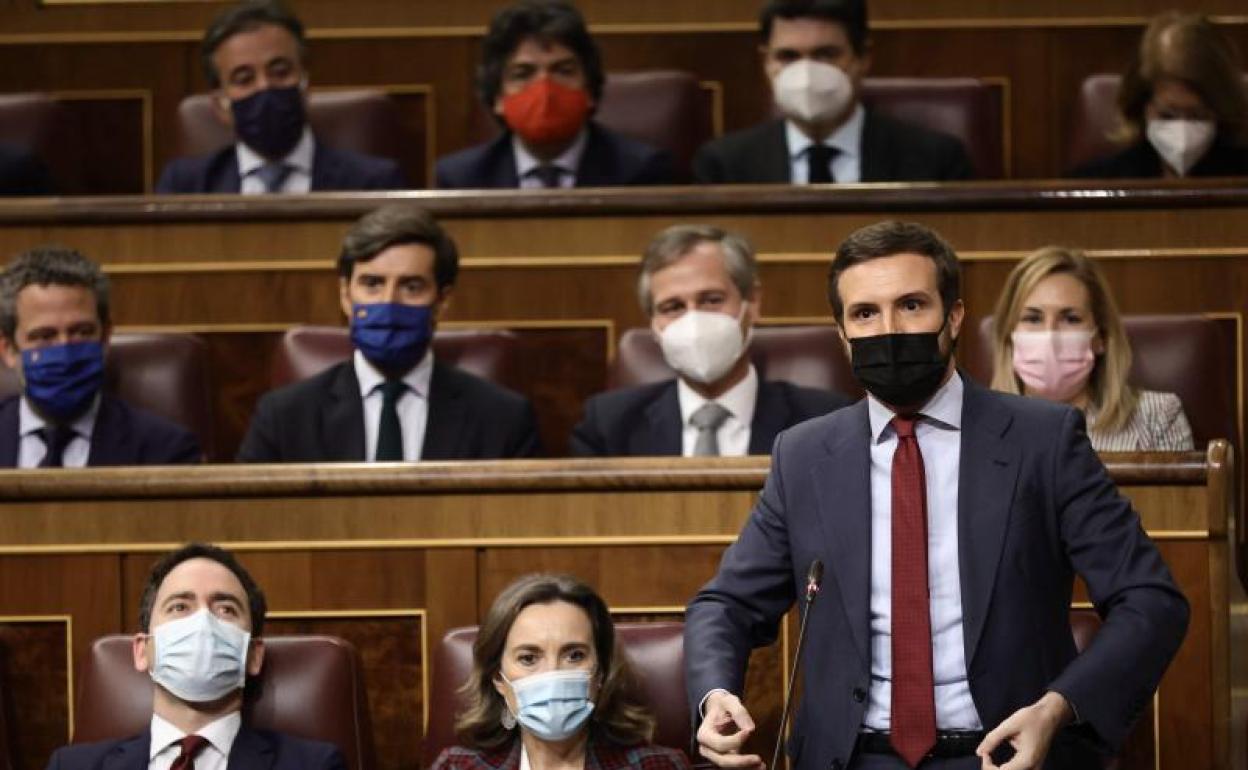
889,416,936,767
169,735,209,770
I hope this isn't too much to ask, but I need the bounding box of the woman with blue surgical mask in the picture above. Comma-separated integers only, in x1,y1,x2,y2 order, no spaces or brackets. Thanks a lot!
989,246,1194,452
431,574,690,770
1071,11,1248,179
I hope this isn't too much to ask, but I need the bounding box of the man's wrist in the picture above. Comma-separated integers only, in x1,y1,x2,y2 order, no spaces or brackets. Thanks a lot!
1039,690,1075,728
700,688,732,719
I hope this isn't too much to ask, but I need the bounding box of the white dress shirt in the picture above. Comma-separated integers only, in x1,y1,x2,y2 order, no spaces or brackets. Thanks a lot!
513,128,588,189
17,395,100,468
863,371,981,731
148,711,240,770
676,365,758,457
786,103,864,184
354,349,433,462
236,127,314,194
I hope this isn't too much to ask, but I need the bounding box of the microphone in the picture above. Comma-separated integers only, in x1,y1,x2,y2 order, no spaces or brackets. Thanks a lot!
770,560,824,770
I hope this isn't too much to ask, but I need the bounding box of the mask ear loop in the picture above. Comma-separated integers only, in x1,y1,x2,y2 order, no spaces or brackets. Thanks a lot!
496,669,518,729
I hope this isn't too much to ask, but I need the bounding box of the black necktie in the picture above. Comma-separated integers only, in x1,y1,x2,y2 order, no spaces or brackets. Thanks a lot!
807,144,838,184
532,165,563,188
37,425,76,468
375,380,406,461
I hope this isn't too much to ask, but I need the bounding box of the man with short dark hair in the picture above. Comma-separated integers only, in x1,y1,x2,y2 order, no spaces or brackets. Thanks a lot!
685,220,1188,770
570,225,849,457
693,0,973,184
238,203,540,461
0,247,201,467
45,542,346,770
435,0,673,189
156,0,406,194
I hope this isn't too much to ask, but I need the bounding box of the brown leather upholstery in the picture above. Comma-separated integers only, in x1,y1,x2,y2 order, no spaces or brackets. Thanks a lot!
0,92,87,193
0,668,11,770
73,635,375,770
1069,610,1102,654
861,77,1006,179
967,314,1236,448
468,70,712,182
610,326,862,398
0,333,214,457
423,622,688,766
175,90,405,165
269,325,521,390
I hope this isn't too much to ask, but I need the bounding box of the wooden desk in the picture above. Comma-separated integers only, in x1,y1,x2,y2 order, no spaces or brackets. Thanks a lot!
0,446,1235,770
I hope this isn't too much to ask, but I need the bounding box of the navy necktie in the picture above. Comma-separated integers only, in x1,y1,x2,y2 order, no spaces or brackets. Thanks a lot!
255,162,293,193
376,380,407,461
37,425,76,468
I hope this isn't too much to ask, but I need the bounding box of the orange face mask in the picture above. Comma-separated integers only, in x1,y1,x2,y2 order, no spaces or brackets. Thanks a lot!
500,79,590,146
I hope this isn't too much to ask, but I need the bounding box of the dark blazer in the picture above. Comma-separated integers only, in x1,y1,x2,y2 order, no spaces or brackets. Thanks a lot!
432,736,689,770
569,378,851,457
692,111,974,184
237,360,541,461
0,395,201,466
155,140,407,194
684,378,1188,770
1070,137,1248,178
435,122,674,188
0,143,55,195
45,724,345,770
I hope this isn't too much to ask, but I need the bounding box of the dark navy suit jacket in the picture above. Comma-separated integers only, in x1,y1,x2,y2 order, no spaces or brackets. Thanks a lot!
692,110,974,184
684,378,1188,770
0,395,201,466
435,122,673,188
45,725,345,770
236,360,541,461
568,378,851,457
155,141,406,194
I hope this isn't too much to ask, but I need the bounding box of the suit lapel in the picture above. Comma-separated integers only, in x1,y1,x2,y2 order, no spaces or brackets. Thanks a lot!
101,731,150,770
324,363,366,461
421,362,466,460
858,109,890,182
87,397,128,466
642,383,683,455
486,134,521,188
810,401,873,667
575,124,612,187
957,379,1021,664
214,148,242,193
748,380,791,454
0,398,20,467
227,726,276,770
756,121,793,183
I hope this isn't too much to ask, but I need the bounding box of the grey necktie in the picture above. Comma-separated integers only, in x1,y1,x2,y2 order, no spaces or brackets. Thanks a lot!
690,402,731,457
254,162,293,193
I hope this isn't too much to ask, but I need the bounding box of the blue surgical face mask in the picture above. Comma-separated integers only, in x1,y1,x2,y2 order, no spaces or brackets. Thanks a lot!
350,302,434,375
21,341,105,423
501,668,596,741
231,85,306,160
149,607,250,703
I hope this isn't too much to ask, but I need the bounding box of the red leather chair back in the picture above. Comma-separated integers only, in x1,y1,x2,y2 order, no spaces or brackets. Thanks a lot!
0,93,87,194
610,326,862,398
175,90,406,169
0,333,214,458
860,77,1005,179
269,326,521,390
73,635,375,770
967,314,1236,448
423,622,688,766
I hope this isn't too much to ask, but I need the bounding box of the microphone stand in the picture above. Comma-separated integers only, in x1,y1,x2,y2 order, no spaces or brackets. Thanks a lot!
769,560,823,770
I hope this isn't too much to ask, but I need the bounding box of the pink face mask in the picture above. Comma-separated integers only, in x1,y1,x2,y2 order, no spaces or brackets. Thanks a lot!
1010,329,1096,402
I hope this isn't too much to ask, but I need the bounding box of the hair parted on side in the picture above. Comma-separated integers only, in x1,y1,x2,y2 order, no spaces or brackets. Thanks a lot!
337,204,460,290
137,542,268,636
636,224,759,316
827,220,961,323
453,573,655,750
201,0,308,89
759,0,869,55
0,246,111,341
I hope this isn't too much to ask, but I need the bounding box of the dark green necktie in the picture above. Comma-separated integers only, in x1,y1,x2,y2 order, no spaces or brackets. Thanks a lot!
376,380,407,461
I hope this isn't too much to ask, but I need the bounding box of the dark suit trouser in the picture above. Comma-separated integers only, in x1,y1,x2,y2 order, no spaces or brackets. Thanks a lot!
849,755,979,770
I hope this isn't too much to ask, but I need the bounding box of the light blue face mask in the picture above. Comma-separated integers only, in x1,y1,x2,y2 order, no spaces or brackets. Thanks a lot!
501,669,596,741
149,608,250,702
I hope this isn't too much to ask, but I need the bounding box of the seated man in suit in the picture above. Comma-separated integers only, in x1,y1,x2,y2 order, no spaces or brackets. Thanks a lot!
45,542,345,770
238,204,541,461
0,247,201,467
156,0,406,194
435,0,674,189
0,143,55,196
570,225,851,457
693,0,973,185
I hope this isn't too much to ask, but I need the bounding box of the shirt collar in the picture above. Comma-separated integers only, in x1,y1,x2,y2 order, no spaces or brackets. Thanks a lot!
867,369,964,443
236,125,315,178
19,394,100,441
149,711,242,760
353,348,434,399
512,127,589,180
676,364,759,428
785,103,865,161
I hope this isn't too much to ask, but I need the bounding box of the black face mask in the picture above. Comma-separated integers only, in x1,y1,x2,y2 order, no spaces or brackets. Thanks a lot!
849,323,954,409
231,85,306,160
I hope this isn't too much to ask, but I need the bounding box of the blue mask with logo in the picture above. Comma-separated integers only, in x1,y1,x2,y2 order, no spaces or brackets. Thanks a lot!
21,341,105,422
501,669,595,741
231,85,306,160
350,303,433,375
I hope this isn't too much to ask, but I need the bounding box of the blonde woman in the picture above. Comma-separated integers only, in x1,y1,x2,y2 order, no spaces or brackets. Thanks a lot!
990,246,1194,451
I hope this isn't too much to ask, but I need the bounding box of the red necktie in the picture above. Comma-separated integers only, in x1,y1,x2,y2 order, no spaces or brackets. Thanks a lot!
889,416,936,767
169,735,209,770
